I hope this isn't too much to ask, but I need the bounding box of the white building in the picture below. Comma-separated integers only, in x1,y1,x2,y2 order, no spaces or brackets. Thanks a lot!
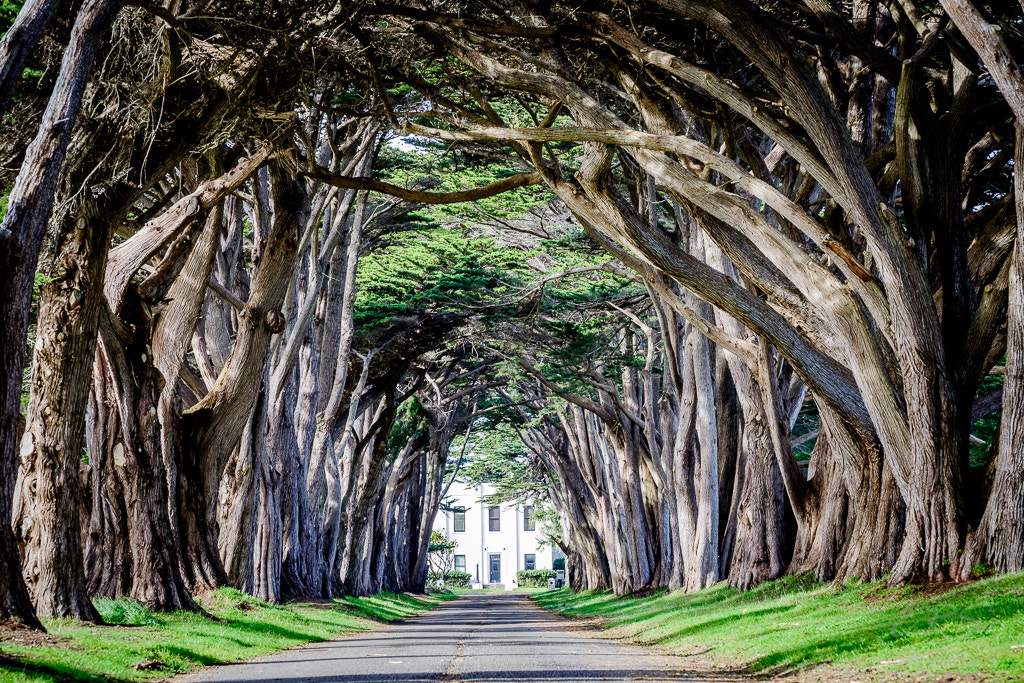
432,481,560,587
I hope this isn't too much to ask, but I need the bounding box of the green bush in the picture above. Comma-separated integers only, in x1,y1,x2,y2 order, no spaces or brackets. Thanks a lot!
552,557,565,570
427,570,472,588
517,569,556,587
93,597,160,626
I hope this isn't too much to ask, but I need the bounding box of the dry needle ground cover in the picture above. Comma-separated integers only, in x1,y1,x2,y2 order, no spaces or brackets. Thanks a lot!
0,588,451,683
535,571,1024,682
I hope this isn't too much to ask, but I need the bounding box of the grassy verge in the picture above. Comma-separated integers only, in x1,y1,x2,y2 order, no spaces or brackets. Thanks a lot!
534,571,1024,681
0,588,452,683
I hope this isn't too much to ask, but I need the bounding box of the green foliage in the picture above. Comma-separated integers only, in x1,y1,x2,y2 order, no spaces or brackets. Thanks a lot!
0,184,11,223
428,529,457,554
92,597,160,626
354,224,528,330
0,587,448,683
969,371,1004,471
427,530,457,579
791,396,819,464
457,424,528,487
0,0,23,32
552,557,565,571
516,569,556,587
388,395,426,455
376,140,554,223
427,570,472,588
536,571,1024,681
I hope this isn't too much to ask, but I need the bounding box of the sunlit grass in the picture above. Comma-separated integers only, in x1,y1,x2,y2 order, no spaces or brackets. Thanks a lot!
0,587,451,683
535,572,1024,681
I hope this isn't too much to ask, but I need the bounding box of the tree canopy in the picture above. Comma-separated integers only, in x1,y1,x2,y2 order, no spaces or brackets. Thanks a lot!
1,0,1023,630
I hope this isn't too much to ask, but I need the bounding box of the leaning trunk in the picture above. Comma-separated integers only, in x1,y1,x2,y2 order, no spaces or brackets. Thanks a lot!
0,0,122,630
12,198,117,622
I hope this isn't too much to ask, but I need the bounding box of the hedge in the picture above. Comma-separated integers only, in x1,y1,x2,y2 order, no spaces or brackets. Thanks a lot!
427,571,472,588
516,569,556,587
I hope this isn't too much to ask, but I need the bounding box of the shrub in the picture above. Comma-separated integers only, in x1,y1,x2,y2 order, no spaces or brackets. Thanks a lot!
93,597,160,626
552,557,565,570
427,570,472,588
516,569,556,587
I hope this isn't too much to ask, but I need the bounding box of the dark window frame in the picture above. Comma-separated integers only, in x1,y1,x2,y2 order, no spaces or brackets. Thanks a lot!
524,553,536,570
523,505,535,531
454,554,466,573
453,509,466,532
488,505,500,531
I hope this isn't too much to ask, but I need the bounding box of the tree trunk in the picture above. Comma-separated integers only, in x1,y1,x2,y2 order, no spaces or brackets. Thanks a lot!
94,308,198,611
282,331,322,597
722,361,788,591
84,372,132,598
0,0,122,630
217,411,259,594
251,375,284,603
787,404,902,583
957,123,1024,577
13,198,116,622
178,162,304,593
0,0,60,118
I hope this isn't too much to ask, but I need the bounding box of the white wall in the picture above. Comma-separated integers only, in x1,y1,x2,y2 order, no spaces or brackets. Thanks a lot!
432,481,553,585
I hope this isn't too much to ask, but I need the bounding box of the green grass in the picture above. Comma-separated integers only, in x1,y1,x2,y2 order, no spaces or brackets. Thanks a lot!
0,588,451,683
534,572,1024,681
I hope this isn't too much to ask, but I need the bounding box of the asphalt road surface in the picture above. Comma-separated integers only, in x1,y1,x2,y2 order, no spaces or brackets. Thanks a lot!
184,592,741,682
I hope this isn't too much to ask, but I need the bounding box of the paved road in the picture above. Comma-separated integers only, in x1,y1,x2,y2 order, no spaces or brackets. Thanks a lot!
185,592,740,682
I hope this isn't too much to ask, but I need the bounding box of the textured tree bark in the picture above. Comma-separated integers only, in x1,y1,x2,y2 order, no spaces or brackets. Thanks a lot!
93,307,199,611
0,0,60,118
372,432,422,593
426,4,985,585
957,124,1024,577
787,403,901,582
278,337,323,598
217,408,259,594
523,419,612,591
269,156,365,600
178,162,304,593
722,363,788,591
785,425,847,582
408,446,445,592
251,374,286,603
0,0,122,630
84,370,132,598
13,198,117,622
338,397,399,596
308,184,371,579
939,0,1024,123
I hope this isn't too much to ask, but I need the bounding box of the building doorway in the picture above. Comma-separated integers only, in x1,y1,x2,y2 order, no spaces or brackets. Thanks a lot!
489,554,501,584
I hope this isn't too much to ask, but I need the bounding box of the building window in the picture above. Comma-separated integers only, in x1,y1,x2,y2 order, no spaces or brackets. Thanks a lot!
523,505,535,531
489,506,500,531
454,555,466,573
524,553,536,570
454,509,466,532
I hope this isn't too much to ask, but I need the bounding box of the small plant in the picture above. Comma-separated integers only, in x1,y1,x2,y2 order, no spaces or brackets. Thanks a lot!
970,563,996,579
93,597,161,626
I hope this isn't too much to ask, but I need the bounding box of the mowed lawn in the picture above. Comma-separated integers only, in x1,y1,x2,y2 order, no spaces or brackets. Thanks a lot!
0,588,450,683
535,571,1024,681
